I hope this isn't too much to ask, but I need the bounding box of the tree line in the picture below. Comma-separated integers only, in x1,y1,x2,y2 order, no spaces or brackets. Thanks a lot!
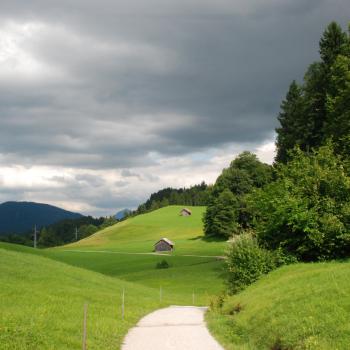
134,182,211,215
204,22,350,293
0,216,118,248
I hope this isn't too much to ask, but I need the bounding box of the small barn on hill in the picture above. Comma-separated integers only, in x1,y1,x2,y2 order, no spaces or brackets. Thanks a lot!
180,208,192,216
154,238,174,252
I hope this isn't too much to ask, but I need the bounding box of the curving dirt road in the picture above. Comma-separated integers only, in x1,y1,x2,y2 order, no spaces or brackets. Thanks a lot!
121,306,223,350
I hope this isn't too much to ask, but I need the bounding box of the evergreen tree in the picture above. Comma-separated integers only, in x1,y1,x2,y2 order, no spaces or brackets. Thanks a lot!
275,81,305,163
325,54,350,157
302,62,327,149
319,22,348,66
275,21,349,163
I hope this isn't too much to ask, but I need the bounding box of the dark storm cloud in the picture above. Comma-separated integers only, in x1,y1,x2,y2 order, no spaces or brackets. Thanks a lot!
0,0,349,169
0,0,349,216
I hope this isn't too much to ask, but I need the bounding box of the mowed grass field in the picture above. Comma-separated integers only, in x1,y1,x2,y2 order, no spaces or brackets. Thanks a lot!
0,244,164,350
46,206,227,304
207,261,350,350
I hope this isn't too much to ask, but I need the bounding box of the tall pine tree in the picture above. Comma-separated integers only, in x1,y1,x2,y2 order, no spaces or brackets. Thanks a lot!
275,81,305,163
275,22,349,163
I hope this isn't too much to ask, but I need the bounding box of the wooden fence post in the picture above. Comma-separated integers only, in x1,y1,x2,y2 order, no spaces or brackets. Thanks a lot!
122,288,125,320
82,303,88,350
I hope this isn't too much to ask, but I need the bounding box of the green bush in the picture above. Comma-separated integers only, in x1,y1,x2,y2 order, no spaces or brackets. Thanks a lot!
156,259,170,269
250,144,350,261
226,232,278,294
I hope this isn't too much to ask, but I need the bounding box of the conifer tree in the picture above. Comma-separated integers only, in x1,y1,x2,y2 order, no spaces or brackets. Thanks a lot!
275,81,305,163
275,21,349,163
325,54,350,157
319,22,348,66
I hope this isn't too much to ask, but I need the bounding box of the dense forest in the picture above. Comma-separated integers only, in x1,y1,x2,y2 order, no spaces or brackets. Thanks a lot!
134,182,211,214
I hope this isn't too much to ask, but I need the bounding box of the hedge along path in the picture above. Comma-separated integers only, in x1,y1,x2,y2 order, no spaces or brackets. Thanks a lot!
122,306,224,350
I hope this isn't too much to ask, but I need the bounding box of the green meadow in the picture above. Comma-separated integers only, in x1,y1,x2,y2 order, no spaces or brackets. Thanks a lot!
47,206,227,303
207,261,350,350
63,205,225,255
3,205,349,349
0,206,227,349
0,244,165,349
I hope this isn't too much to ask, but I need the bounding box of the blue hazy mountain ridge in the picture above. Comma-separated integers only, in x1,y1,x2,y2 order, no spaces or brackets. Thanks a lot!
0,201,82,235
114,209,131,220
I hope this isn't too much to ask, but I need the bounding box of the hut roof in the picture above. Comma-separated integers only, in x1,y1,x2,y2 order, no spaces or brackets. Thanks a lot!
181,208,192,214
154,237,174,247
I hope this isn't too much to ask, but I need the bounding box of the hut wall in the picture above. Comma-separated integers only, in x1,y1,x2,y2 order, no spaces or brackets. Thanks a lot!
155,241,172,251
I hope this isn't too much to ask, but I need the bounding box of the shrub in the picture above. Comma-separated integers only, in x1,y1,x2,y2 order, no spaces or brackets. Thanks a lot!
209,292,227,311
156,259,170,269
226,232,277,294
228,302,243,315
250,144,350,261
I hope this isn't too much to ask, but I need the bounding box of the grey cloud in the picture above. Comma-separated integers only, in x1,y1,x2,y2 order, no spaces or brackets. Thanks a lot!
121,169,141,178
115,180,129,187
0,1,348,170
144,173,160,183
74,174,105,187
0,0,349,213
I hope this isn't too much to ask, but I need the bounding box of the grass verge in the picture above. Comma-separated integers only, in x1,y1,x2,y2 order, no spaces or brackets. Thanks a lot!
206,261,350,350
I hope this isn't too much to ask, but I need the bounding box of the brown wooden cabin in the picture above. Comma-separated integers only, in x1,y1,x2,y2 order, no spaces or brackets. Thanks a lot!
180,208,192,216
154,238,174,252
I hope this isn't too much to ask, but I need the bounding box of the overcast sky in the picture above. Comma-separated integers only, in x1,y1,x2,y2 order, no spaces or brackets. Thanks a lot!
0,1,349,216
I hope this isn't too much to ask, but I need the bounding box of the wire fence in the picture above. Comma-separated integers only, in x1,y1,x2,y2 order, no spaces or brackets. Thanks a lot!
80,286,212,349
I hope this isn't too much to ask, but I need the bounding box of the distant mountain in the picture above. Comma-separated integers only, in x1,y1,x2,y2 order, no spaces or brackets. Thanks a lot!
114,209,131,220
0,201,83,235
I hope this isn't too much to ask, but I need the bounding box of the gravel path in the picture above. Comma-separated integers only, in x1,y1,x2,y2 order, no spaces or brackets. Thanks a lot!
121,306,224,350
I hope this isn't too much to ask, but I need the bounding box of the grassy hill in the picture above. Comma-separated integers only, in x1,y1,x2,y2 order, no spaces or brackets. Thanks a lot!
3,206,350,349
65,205,223,255
0,206,228,348
43,206,227,303
207,261,350,350
0,243,173,349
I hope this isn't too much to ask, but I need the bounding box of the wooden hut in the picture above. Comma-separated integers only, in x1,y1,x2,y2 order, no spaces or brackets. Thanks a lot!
180,208,192,216
154,238,174,252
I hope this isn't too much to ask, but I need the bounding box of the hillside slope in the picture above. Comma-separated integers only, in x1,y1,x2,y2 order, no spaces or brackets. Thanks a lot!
0,243,162,350
0,201,82,235
65,206,224,255
46,206,226,304
207,261,350,350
